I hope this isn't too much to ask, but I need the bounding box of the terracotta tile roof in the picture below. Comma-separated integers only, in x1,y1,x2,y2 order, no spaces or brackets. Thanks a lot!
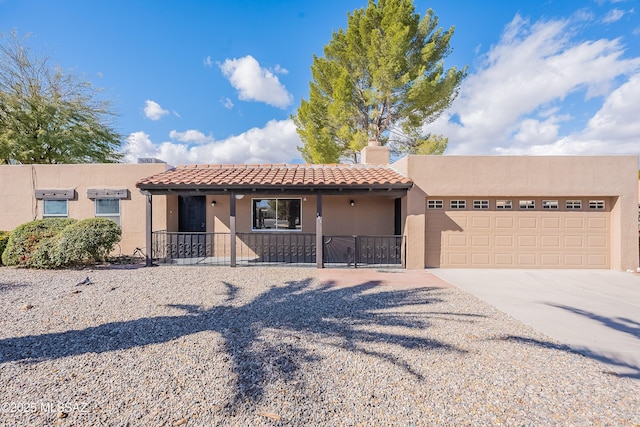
137,163,412,190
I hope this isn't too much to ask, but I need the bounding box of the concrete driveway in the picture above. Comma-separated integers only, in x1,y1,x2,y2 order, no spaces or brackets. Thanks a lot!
432,269,640,381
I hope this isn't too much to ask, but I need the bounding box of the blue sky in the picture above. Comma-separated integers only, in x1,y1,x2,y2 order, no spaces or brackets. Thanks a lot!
1,0,639,165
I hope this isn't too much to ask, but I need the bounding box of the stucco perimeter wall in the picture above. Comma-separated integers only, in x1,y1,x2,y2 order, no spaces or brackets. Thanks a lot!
0,163,169,256
393,155,639,271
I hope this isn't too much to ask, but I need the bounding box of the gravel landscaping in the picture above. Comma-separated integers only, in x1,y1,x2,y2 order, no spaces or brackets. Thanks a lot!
0,265,638,426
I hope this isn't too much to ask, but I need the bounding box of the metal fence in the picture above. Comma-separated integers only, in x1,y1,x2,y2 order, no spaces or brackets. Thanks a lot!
152,231,404,268
323,235,404,268
152,231,231,265
235,232,316,265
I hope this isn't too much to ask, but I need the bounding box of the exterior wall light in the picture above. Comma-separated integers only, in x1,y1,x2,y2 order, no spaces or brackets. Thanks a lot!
211,200,216,207
350,200,355,207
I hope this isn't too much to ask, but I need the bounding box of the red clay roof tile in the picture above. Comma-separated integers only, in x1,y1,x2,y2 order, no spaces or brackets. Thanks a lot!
137,163,412,189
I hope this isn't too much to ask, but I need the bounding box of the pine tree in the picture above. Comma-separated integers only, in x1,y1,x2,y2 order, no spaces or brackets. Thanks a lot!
293,0,466,163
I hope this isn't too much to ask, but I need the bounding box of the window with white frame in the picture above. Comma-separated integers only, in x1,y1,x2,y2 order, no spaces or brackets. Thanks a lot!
473,200,489,210
566,200,582,210
427,200,443,209
496,200,512,210
519,200,535,209
252,198,301,231
450,200,466,209
95,199,121,225
589,200,605,210
542,200,559,210
43,200,68,218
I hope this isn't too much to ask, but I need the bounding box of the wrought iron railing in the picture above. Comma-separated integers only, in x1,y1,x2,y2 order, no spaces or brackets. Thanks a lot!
152,231,404,268
323,235,404,268
236,232,316,265
152,231,231,265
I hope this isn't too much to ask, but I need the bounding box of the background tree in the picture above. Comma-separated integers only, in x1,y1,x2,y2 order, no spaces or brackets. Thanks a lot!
0,30,122,164
293,0,467,164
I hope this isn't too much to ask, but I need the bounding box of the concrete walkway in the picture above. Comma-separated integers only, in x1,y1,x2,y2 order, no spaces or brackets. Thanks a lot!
432,269,640,381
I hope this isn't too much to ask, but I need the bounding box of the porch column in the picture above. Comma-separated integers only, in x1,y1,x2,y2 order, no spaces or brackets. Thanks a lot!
230,193,236,267
316,193,323,268
145,192,153,267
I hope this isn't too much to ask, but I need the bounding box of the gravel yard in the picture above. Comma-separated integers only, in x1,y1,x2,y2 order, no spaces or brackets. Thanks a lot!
0,266,638,426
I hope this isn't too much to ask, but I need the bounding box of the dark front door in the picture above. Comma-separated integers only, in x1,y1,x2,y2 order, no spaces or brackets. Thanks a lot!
178,196,206,232
176,196,207,258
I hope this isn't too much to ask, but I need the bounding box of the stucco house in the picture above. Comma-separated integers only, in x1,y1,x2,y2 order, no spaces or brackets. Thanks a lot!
1,146,638,271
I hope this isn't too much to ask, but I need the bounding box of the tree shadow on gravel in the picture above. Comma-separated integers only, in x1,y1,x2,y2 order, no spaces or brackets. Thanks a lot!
491,335,640,380
0,278,470,408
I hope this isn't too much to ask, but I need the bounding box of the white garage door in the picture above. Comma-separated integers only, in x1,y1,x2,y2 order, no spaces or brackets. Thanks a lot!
425,197,611,268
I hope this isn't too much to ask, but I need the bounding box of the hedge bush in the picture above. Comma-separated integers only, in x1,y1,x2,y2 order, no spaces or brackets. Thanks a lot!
1,218,121,268
51,218,121,267
0,231,10,265
2,218,77,267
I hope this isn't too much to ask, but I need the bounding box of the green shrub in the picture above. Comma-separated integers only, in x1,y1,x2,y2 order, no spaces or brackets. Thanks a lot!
0,231,10,265
2,218,77,267
51,218,121,267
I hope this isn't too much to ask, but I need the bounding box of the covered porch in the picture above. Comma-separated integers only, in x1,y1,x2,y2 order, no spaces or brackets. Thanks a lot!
136,162,412,268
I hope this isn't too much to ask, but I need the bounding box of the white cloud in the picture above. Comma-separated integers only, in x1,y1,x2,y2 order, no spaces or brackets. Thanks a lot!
203,56,213,67
428,13,640,156
169,130,214,145
221,97,234,109
603,8,626,23
219,55,293,109
273,64,289,74
122,119,302,165
504,73,640,156
143,100,169,121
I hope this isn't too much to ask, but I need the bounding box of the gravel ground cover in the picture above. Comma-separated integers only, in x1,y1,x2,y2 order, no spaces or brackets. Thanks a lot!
0,265,638,426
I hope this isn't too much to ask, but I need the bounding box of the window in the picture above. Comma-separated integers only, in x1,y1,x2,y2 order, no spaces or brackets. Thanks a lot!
427,200,443,209
496,200,512,210
519,200,535,210
589,200,605,210
566,200,582,210
450,200,466,209
473,200,489,210
95,199,120,225
542,200,559,210
252,198,301,231
43,200,68,218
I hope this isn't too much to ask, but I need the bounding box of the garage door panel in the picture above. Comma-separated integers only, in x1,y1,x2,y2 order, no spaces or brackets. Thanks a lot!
565,217,584,228
472,253,491,265
517,235,537,247
588,217,607,229
426,197,611,269
565,235,584,247
471,235,490,247
588,254,608,266
472,216,491,228
588,235,607,248
447,234,468,246
495,235,514,247
447,253,468,265
517,253,537,265
495,217,514,228
541,253,561,266
542,217,561,228
494,253,514,265
518,217,537,228
541,235,560,247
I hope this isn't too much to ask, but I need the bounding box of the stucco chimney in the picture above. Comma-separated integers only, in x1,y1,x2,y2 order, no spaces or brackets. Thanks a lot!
360,144,390,165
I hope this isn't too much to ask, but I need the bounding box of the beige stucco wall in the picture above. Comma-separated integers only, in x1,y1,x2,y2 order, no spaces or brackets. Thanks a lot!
164,194,396,236
393,155,639,271
0,163,170,256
